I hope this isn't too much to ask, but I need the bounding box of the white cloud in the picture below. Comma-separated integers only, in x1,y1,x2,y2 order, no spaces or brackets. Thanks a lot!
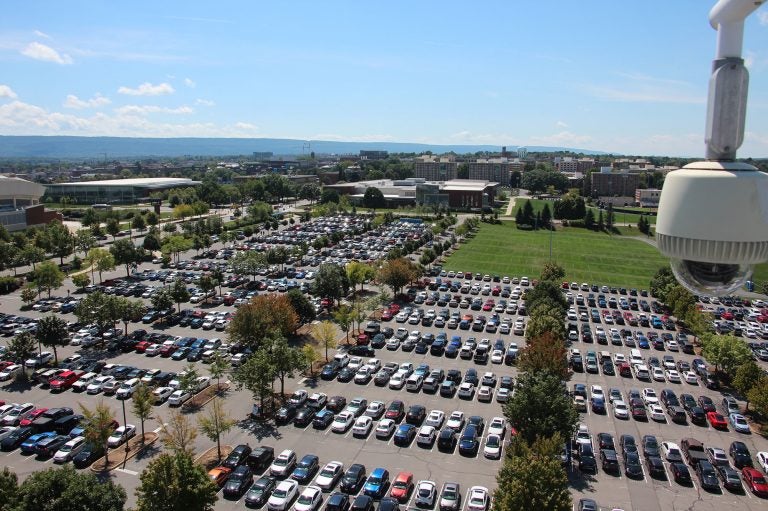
117,82,175,96
63,93,111,109
33,30,51,39
115,105,193,115
184,78,196,88
584,72,704,104
527,131,593,147
20,42,73,65
0,85,18,99
556,120,568,128
758,12,768,26
195,98,215,107
234,122,258,130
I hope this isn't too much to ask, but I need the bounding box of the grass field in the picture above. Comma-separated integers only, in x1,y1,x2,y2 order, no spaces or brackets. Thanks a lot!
443,221,669,289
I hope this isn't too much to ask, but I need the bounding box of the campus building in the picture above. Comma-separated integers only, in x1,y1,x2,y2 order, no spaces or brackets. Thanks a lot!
44,177,200,204
413,156,458,181
0,175,60,231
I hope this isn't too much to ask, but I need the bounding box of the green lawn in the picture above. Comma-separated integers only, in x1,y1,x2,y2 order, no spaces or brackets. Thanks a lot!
443,222,669,289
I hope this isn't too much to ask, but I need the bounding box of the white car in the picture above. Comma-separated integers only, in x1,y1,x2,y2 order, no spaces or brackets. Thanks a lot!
648,404,667,422
86,376,114,395
348,357,363,371
375,419,396,439
398,363,414,377
144,343,162,356
458,382,475,399
152,386,174,404
168,389,192,407
483,434,502,459
0,426,18,442
490,350,503,364
662,442,683,461
1,403,34,426
425,410,444,428
416,425,437,447
293,486,323,511
467,486,490,511
642,388,659,405
364,401,385,419
354,367,372,384
25,351,53,368
267,479,299,511
665,370,681,383
351,416,373,437
683,371,699,384
108,425,136,447
612,400,629,420
757,452,768,473
477,386,493,402
651,367,666,382
590,385,604,399
332,412,354,433
386,338,400,350
575,424,591,446
446,411,465,430
314,461,343,491
53,436,86,463
0,364,21,381
389,373,406,390
488,417,506,438
729,413,751,433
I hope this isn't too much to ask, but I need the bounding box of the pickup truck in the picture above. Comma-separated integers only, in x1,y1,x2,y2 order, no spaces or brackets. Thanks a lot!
681,437,708,467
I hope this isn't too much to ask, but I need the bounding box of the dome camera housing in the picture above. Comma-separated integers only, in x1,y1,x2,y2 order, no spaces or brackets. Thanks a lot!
656,161,768,296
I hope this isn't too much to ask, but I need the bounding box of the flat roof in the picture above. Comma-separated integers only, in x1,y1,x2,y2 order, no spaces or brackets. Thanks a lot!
47,178,200,189
441,180,498,191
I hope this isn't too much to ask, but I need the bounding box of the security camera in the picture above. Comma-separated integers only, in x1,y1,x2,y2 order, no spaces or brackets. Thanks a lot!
655,0,768,296
656,161,768,296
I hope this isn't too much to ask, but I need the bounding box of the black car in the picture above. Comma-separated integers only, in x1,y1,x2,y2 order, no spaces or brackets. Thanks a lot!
312,410,335,429
671,462,692,485
716,464,742,492
223,465,254,499
1,426,33,451
222,444,252,470
641,435,660,458
351,495,375,511
458,425,478,456
405,405,426,426
600,449,619,473
624,452,643,479
321,362,341,380
293,407,316,427
374,372,391,386
646,456,666,479
326,492,351,511
598,433,615,451
464,369,478,386
696,460,720,491
687,406,706,425
327,396,347,413
337,368,356,383
291,454,319,484
378,497,400,511
729,441,752,469
348,346,375,357
72,442,103,468
601,360,615,376
340,464,367,494
275,404,298,424
578,443,597,473
437,428,457,452
247,445,275,472
414,343,429,354
244,476,276,508
467,416,485,435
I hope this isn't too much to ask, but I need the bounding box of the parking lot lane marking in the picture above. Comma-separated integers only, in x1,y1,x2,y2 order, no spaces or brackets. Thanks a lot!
115,468,139,476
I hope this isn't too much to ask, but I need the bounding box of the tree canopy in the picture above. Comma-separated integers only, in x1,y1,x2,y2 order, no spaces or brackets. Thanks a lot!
228,294,298,349
134,452,217,511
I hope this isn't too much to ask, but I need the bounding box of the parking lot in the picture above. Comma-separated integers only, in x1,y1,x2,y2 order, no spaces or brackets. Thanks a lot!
1,215,768,510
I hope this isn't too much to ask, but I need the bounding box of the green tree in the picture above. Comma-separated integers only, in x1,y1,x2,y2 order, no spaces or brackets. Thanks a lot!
197,398,235,462
151,287,174,312
13,466,126,511
159,410,198,455
134,451,217,511
210,267,225,296
301,344,320,378
524,280,567,316
540,262,565,282
110,238,143,278
71,272,90,290
732,361,763,410
85,247,114,284
286,288,316,325
320,188,340,204
230,251,266,281
517,332,569,380
700,333,753,376
233,349,275,413
143,230,161,251
0,466,17,510
131,214,146,232
333,305,353,344
198,274,217,303
79,401,118,469
20,286,37,308
172,204,194,221
493,434,571,511
36,315,69,365
313,263,350,306
362,187,386,209
583,208,596,229
21,245,45,270
47,221,74,265
313,320,338,361
746,376,768,418
540,203,552,229
7,331,37,375
377,257,419,297
80,208,99,228
75,292,123,341
503,372,578,445
32,261,64,298
106,217,121,239
170,279,191,312
132,383,154,444
145,211,159,227
270,335,304,397
228,294,299,350
208,353,229,391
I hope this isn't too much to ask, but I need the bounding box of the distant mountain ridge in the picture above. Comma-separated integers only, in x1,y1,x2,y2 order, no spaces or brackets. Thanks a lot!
0,135,608,159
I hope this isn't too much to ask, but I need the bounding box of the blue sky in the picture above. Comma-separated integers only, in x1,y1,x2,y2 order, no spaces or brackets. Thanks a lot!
1,0,767,157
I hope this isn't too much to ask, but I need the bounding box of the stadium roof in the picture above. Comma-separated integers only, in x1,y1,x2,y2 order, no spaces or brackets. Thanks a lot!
49,177,200,189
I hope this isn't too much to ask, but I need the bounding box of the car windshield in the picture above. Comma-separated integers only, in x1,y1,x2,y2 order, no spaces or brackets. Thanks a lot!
298,494,314,504
274,457,289,466
419,487,431,497
273,488,288,498
443,489,457,500
487,437,500,447
369,476,382,484
320,468,335,477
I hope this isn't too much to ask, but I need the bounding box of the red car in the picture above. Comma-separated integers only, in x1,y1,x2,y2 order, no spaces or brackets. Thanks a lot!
159,344,176,357
135,341,153,353
49,370,81,392
389,304,401,314
742,467,768,497
384,400,405,422
389,472,413,502
356,333,369,346
20,408,47,427
706,411,728,430
380,310,393,321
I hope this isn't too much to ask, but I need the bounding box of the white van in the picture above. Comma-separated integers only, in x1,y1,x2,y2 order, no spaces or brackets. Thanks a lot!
633,364,650,381
405,374,424,392
116,378,141,400
333,353,350,368
629,349,643,366
71,372,98,392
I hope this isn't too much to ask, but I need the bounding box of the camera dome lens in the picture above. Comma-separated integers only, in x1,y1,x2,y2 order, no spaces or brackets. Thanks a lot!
670,259,752,296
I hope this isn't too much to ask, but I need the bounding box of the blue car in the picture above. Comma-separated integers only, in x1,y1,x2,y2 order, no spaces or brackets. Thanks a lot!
291,454,319,484
458,425,478,456
20,431,56,454
363,468,390,499
312,409,334,429
393,424,416,446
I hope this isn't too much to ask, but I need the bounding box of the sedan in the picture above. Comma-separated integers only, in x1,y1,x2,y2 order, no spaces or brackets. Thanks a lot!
394,424,417,446
267,479,299,511
223,465,253,499
683,371,699,384
152,386,174,404
168,389,192,407
648,404,667,422
415,425,437,447
446,412,465,431
375,419,396,439
351,416,373,437
245,476,276,508
729,413,751,433
706,412,728,430
425,410,445,428
466,486,489,511
107,425,136,448
742,467,768,497
294,486,323,511
487,417,506,438
414,480,437,508
86,376,114,394
665,370,681,383
483,434,502,459
332,412,355,433
315,461,344,491
612,400,629,420
388,374,406,390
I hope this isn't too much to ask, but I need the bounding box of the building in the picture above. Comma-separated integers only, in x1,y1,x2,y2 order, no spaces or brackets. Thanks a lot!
44,177,201,204
591,171,640,197
359,150,389,160
413,156,458,181
440,180,498,209
0,175,45,209
635,188,661,208
468,158,524,184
